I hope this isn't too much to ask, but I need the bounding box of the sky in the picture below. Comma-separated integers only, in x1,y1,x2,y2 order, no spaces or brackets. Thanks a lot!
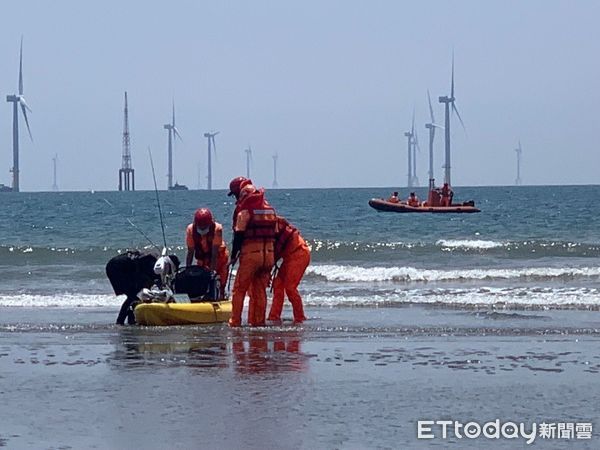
0,0,599,191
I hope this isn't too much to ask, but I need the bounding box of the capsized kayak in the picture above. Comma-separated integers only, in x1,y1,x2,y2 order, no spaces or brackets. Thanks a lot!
368,198,480,213
134,300,232,326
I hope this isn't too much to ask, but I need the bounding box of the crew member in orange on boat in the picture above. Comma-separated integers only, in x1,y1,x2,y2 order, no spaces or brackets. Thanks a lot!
387,191,400,203
407,192,420,207
441,183,453,207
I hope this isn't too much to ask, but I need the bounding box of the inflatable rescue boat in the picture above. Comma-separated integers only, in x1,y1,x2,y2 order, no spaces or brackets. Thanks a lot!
368,198,480,213
135,300,232,326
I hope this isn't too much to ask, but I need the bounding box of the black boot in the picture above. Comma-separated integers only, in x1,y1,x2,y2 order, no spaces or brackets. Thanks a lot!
116,296,135,325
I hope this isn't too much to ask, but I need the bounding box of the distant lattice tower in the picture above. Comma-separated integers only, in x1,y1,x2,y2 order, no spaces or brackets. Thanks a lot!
119,91,135,191
515,141,523,186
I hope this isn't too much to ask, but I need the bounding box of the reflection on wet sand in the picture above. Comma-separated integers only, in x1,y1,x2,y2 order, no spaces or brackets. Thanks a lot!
109,327,310,375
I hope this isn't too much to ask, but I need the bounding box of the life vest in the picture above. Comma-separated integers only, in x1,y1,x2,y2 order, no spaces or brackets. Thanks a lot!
408,196,420,207
274,216,299,259
239,190,277,241
192,223,219,266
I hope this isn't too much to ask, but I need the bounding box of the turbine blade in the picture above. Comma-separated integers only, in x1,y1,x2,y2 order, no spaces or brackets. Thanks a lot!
427,90,435,123
411,108,415,135
172,101,175,127
432,123,445,130
173,127,182,141
451,51,455,99
452,103,466,133
19,37,24,95
414,130,421,153
21,104,33,141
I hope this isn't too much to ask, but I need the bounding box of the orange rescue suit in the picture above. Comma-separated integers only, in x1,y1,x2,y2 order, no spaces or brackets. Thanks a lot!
230,190,277,327
268,217,310,323
186,222,229,299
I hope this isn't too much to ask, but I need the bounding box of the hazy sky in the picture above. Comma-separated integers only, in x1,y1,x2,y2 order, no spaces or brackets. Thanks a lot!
0,0,599,191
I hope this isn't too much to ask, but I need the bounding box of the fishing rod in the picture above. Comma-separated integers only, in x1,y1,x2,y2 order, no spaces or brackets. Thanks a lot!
102,198,160,251
148,147,168,251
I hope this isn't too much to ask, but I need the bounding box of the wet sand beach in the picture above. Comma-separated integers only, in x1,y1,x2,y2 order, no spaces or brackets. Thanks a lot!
1,305,598,449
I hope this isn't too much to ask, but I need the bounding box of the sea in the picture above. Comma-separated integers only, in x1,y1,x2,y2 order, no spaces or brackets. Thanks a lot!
1,185,599,449
1,185,599,311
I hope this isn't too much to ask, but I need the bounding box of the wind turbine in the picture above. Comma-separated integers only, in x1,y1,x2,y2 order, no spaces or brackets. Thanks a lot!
412,124,420,187
515,141,523,186
163,101,182,189
438,53,466,187
245,145,253,179
52,154,58,191
272,153,279,188
203,131,219,190
404,110,417,188
425,90,444,190
6,37,33,192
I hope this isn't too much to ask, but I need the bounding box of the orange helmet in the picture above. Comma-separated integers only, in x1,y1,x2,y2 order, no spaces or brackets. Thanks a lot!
228,176,252,198
193,208,214,230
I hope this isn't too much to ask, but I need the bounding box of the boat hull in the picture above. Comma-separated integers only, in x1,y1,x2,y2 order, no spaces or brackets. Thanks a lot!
134,300,232,326
368,198,480,213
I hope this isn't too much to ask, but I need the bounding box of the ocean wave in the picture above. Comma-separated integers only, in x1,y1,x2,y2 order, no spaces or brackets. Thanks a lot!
0,245,188,265
1,286,599,310
0,293,121,308
303,286,600,309
307,264,600,283
436,239,505,250
306,239,600,260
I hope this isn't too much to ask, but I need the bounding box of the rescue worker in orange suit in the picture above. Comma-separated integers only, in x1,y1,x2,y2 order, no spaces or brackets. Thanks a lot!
185,208,229,299
407,192,420,207
228,179,277,327
441,183,453,207
268,216,310,323
387,191,400,203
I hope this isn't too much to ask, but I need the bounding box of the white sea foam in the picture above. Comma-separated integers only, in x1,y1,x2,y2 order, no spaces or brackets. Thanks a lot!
307,264,600,283
436,239,505,250
0,294,121,308
303,286,600,308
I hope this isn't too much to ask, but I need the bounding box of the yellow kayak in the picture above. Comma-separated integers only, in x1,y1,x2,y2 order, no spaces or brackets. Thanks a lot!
134,301,232,326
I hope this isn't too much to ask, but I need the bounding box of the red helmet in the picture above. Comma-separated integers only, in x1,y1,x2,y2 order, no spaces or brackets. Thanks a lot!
193,208,214,229
228,176,252,198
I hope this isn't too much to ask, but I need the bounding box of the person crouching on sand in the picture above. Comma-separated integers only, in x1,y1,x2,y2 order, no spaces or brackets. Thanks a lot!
185,208,229,299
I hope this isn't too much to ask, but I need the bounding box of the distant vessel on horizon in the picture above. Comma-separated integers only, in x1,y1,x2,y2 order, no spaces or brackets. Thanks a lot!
169,182,188,191
0,184,13,192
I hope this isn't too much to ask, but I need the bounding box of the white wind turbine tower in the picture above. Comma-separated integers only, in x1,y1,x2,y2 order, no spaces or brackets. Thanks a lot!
272,153,279,188
245,145,253,179
203,131,219,190
425,90,444,190
6,37,33,192
163,101,182,189
52,154,58,191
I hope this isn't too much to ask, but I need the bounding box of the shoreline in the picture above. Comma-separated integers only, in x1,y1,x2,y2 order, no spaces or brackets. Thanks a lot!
1,306,599,448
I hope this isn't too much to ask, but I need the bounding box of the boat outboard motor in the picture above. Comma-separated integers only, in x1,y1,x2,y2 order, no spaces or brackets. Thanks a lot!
106,250,159,325
173,266,220,302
